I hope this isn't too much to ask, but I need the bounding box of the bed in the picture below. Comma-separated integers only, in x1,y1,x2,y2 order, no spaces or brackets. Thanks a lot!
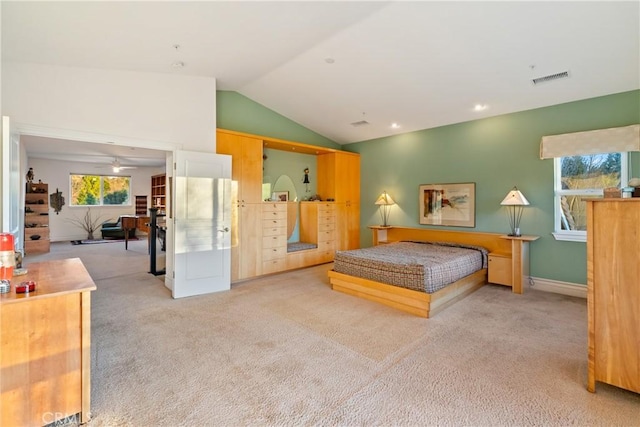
328,227,513,318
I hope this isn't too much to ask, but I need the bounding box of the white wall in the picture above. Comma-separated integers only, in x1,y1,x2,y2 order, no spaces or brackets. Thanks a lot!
28,157,164,241
2,62,217,152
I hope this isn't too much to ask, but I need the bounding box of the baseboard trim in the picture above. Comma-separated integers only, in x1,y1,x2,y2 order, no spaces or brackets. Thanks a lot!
529,276,587,299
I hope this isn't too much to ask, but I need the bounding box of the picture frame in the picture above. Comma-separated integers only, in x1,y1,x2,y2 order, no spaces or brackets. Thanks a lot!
273,191,289,202
419,182,475,227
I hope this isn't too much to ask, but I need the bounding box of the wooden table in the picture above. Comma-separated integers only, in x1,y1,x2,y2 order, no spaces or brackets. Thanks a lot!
121,215,138,250
0,258,96,426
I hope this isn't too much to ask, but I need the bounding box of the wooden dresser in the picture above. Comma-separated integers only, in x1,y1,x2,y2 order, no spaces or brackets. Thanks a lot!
586,198,639,394
1,258,96,426
262,203,287,274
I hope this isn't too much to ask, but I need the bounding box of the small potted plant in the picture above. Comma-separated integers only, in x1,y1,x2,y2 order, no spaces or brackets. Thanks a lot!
67,208,106,240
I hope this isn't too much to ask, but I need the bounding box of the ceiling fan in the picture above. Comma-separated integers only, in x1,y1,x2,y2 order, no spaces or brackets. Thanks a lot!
97,157,137,173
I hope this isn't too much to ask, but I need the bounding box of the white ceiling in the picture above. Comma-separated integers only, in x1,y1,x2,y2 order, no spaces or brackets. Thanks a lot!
2,1,639,163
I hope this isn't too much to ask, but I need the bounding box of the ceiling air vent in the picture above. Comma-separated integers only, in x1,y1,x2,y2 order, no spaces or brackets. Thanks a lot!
350,120,370,127
532,71,570,85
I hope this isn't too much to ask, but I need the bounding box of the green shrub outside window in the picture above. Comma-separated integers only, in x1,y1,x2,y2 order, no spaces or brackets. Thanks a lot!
70,174,131,206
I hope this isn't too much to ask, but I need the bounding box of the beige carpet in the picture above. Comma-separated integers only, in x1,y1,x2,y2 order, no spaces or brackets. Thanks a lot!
25,241,640,426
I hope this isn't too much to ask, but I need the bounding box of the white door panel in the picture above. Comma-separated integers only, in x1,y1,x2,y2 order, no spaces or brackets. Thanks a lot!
173,150,231,298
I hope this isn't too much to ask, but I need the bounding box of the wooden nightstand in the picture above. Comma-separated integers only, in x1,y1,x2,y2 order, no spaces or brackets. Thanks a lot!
368,225,393,245
496,235,539,294
488,252,512,286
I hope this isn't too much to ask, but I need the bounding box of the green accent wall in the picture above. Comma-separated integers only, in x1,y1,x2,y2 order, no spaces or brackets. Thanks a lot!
216,91,340,149
346,90,640,285
216,89,639,285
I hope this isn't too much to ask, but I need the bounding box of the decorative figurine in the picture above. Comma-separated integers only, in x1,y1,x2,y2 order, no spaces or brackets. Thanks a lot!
303,168,310,192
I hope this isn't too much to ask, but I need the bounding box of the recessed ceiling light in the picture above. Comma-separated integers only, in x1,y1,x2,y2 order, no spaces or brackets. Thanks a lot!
474,104,488,112
172,61,185,68
391,123,400,129
324,58,335,64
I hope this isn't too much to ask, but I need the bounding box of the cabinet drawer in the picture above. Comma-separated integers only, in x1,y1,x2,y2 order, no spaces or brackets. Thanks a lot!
318,222,335,232
488,254,512,286
263,226,286,237
317,240,335,252
318,215,335,225
318,230,335,242
262,218,286,228
262,258,286,274
262,210,286,220
317,250,334,263
318,203,335,214
263,234,287,249
262,203,287,213
263,246,287,260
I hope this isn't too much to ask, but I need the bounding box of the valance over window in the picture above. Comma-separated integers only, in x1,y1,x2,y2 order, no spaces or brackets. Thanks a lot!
540,124,640,159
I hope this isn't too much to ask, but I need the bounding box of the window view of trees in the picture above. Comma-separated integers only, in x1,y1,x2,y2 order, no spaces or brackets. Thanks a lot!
70,175,131,206
561,153,621,190
557,153,623,232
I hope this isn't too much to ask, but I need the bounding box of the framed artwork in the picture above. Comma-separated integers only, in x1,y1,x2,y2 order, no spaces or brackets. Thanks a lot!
419,182,475,227
273,191,289,202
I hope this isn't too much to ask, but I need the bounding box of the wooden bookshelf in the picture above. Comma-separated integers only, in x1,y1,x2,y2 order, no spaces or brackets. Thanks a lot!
151,174,166,213
135,195,148,215
24,182,50,254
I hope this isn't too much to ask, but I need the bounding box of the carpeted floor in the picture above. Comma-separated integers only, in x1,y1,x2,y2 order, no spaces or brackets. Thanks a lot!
24,242,640,426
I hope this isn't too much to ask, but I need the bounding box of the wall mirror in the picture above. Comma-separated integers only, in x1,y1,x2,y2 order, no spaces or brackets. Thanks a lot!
273,175,298,240
273,174,297,202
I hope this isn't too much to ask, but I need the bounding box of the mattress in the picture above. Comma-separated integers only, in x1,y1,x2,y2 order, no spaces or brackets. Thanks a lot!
333,241,488,294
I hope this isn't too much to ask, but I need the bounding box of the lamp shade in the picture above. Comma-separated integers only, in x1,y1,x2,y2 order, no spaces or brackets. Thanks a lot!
375,191,395,206
500,188,530,206
500,186,530,237
375,191,395,227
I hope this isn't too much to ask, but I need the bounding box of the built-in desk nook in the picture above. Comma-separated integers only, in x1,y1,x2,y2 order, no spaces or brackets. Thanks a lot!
1,258,96,426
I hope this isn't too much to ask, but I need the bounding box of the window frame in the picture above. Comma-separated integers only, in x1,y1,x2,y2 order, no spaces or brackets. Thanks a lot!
69,173,133,207
552,152,628,242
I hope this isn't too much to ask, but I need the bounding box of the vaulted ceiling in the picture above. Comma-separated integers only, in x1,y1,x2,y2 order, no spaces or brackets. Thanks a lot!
3,1,639,149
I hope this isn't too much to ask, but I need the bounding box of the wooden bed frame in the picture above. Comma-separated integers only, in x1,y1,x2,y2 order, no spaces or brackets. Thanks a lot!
328,227,513,318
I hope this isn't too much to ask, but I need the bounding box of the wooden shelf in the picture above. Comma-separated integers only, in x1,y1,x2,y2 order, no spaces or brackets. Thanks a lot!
151,174,166,213
24,183,50,254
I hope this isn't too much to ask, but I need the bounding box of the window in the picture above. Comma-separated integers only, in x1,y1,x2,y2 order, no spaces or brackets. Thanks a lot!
70,174,131,206
553,152,627,242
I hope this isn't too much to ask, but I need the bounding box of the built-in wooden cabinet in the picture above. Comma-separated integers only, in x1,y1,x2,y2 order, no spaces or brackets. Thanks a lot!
291,202,336,268
318,152,360,250
586,199,640,394
217,132,263,203
217,132,265,282
216,129,360,282
151,174,166,212
234,203,262,281
24,182,50,254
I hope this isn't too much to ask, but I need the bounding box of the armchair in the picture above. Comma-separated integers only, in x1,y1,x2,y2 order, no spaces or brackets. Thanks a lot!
101,216,137,240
